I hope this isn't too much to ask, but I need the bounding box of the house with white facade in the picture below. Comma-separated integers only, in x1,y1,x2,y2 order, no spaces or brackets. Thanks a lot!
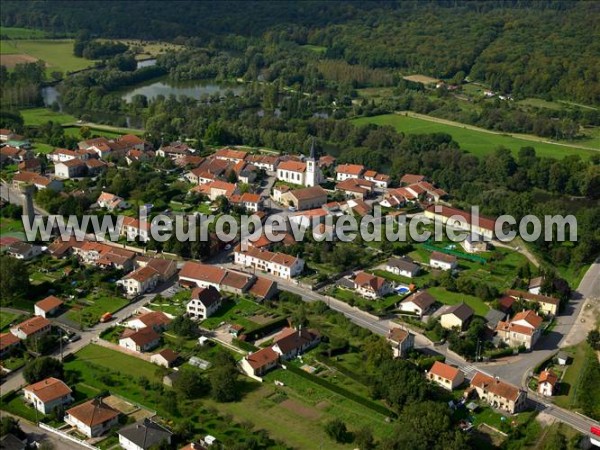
352,271,393,299
118,418,173,450
335,164,364,181
537,370,558,397
495,309,543,350
234,246,304,279
96,191,129,211
10,316,51,340
34,296,63,318
427,362,465,391
385,257,420,278
119,327,161,353
186,286,222,320
430,251,458,271
65,398,120,438
23,377,73,414
399,291,436,317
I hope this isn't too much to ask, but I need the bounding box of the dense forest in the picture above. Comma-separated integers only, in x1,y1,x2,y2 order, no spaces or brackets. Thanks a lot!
2,0,599,104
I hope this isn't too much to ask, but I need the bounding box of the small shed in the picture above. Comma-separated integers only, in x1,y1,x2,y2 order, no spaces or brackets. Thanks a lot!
556,351,569,366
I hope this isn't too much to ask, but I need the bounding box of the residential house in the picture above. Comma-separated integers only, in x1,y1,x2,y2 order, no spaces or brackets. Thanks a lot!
230,192,261,212
538,370,558,397
363,170,390,189
126,149,155,165
96,191,129,211
400,291,436,317
400,174,426,185
272,327,321,360
156,142,192,160
495,310,543,350
125,310,171,332
7,241,42,260
430,251,458,271
186,286,222,320
12,172,62,191
336,164,364,181
352,271,393,299
234,246,304,279
65,398,120,438
10,316,51,340
387,328,414,358
119,257,177,296
54,159,86,179
18,158,42,173
121,217,151,243
119,327,161,353
118,134,147,152
461,234,489,253
335,178,375,199
246,154,279,172
150,349,179,368
528,276,544,295
118,418,173,450
213,148,247,163
505,289,559,316
191,180,238,201
34,295,63,318
240,347,279,379
73,241,135,271
0,332,20,357
381,191,406,209
281,185,328,211
179,262,227,289
424,205,498,240
84,158,107,176
23,377,73,414
47,148,80,163
247,276,278,301
0,128,15,142
220,270,255,296
427,361,465,391
440,303,474,331
469,372,527,413
385,257,420,278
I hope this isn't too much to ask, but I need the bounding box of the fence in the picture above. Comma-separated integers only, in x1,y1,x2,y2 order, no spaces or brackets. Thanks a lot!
38,422,99,450
423,242,487,264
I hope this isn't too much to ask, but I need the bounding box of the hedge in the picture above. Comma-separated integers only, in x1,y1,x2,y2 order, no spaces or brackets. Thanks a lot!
242,317,289,341
232,338,258,352
285,364,396,418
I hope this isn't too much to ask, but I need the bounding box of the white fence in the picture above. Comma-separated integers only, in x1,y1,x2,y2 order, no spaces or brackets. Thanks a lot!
38,422,99,450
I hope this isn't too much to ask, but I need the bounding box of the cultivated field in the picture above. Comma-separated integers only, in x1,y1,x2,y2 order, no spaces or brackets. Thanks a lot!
0,26,50,39
0,39,94,74
20,107,78,126
402,74,440,85
352,113,598,160
100,39,183,60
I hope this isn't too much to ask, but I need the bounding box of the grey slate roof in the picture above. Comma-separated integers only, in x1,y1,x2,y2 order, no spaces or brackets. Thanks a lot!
118,418,172,449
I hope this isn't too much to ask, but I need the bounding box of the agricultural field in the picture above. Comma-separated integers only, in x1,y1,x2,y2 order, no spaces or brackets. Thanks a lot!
0,26,50,39
0,39,94,74
100,39,183,60
20,107,78,126
0,217,25,240
352,113,598,160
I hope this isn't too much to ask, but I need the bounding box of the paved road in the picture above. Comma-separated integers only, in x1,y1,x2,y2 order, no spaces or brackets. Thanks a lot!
0,411,86,450
0,279,175,395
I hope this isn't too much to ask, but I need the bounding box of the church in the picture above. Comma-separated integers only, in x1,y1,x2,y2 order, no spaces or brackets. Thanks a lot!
275,140,323,187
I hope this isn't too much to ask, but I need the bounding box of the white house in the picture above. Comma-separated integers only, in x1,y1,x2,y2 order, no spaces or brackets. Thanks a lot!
7,242,42,260
385,257,420,278
234,246,304,280
119,327,161,353
387,328,414,358
23,377,73,414
150,349,179,368
335,164,364,181
96,191,129,211
399,291,436,317
65,398,120,438
429,251,458,271
461,234,489,253
426,361,464,391
10,316,51,340
178,262,227,289
118,418,173,450
538,370,558,397
352,271,393,299
34,296,63,318
186,286,222,320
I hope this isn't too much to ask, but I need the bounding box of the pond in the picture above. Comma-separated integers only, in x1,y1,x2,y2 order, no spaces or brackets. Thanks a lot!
121,78,245,102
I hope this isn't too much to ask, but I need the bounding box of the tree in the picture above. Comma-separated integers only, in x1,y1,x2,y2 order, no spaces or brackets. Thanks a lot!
587,330,600,351
354,426,375,450
173,367,208,399
0,416,24,439
169,315,197,338
371,359,428,412
364,336,393,369
209,351,240,402
324,418,350,443
23,357,64,384
0,256,30,304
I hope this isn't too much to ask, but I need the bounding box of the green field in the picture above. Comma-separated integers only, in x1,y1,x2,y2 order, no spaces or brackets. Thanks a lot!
67,344,160,380
427,287,490,316
20,107,78,126
0,26,50,40
66,296,128,327
352,113,598,160
0,39,94,74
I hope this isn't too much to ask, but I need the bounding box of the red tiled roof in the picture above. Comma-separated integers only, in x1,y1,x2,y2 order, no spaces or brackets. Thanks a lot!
245,347,279,370
156,348,179,363
0,332,20,351
278,160,306,172
471,371,521,402
539,370,558,386
336,164,364,176
66,398,119,426
425,205,497,232
35,295,63,312
122,327,160,346
24,377,71,403
248,277,277,299
214,148,248,160
288,185,327,201
179,262,226,284
354,271,387,292
400,174,425,184
136,311,171,328
12,316,50,337
430,251,457,264
388,328,410,344
505,290,559,306
429,361,462,382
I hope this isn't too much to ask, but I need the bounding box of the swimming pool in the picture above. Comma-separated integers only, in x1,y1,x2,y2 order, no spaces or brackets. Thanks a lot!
395,285,410,294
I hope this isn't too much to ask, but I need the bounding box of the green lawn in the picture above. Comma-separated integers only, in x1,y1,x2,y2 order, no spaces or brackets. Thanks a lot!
66,344,161,381
201,297,270,330
20,108,78,126
32,141,55,154
66,295,128,327
0,392,41,422
0,217,25,240
0,311,21,331
352,113,598,160
427,287,490,316
300,44,327,54
0,39,95,74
